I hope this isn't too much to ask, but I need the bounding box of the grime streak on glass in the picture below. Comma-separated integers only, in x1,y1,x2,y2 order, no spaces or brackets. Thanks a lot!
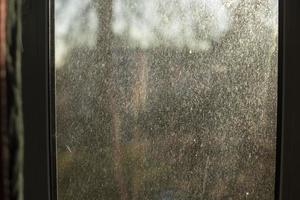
55,0,278,199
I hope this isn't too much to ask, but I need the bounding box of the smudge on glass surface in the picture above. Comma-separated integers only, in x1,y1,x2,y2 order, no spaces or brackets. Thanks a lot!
55,0,278,199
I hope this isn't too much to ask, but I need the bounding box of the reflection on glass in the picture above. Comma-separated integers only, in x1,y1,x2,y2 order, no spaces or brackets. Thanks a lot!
55,0,278,199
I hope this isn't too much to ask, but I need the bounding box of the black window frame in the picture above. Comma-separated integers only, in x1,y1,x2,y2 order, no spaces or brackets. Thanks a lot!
21,0,300,199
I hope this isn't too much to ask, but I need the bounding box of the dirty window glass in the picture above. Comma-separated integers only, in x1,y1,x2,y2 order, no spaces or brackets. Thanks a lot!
55,0,278,199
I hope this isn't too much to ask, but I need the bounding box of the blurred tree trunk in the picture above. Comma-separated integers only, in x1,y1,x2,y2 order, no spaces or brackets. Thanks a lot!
131,50,149,200
95,1,128,199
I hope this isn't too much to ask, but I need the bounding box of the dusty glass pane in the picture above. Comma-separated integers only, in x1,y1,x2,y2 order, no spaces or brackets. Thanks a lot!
55,0,278,199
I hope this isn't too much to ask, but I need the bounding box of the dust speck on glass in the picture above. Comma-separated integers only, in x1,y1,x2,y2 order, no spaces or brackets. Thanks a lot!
55,0,278,199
